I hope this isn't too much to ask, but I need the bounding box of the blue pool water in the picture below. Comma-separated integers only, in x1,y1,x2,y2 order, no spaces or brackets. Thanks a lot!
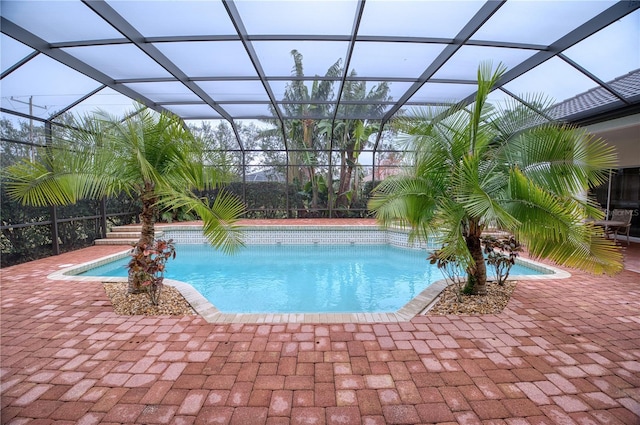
80,244,545,313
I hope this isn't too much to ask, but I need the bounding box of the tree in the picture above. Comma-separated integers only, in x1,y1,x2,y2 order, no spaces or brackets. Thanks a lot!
260,50,397,216
368,62,622,295
189,120,243,176
324,74,391,213
281,49,342,213
4,108,245,292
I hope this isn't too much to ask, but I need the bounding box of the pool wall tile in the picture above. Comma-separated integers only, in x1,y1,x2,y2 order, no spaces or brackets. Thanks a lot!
163,225,433,250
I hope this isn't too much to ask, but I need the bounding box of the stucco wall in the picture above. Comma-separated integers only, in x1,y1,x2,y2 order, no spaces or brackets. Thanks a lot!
587,114,640,169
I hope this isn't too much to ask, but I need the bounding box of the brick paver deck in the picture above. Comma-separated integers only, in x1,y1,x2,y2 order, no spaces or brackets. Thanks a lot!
1,222,639,424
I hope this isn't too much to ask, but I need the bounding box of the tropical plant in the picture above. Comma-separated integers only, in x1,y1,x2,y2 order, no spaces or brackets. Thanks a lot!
325,75,391,213
259,51,396,216
368,62,622,295
428,248,465,302
128,238,176,305
4,107,245,292
482,235,522,286
279,49,342,213
300,174,329,210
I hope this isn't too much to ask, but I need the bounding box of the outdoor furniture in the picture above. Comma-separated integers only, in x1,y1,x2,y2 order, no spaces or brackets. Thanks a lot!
601,209,633,245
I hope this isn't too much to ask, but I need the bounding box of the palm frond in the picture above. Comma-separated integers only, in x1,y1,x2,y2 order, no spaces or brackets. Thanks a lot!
4,159,76,206
155,188,246,254
456,155,518,230
3,135,120,206
432,198,473,269
505,168,622,274
528,224,622,275
491,92,555,139
201,190,247,253
368,176,440,232
469,61,507,151
507,124,617,196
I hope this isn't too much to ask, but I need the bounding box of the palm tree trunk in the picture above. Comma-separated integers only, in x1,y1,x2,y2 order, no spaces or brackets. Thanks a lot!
302,119,319,212
465,232,487,295
336,148,353,211
139,183,157,247
288,151,301,184
128,181,158,294
309,167,319,212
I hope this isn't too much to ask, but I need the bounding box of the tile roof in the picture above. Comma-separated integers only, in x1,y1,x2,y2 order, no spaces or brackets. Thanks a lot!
551,68,640,120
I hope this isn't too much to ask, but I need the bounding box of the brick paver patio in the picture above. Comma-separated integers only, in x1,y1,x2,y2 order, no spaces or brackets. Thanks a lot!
1,227,639,424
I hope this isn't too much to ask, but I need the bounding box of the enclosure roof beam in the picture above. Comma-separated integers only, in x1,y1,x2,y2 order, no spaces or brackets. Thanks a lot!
223,0,289,152
459,1,640,119
379,0,505,126
0,17,163,117
80,0,246,151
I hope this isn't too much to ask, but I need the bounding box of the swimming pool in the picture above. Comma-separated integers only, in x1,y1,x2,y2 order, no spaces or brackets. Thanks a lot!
80,244,546,314
55,223,569,323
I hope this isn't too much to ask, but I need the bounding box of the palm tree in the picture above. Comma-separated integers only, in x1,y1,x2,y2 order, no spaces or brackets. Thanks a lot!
327,74,391,213
282,49,342,212
4,107,245,292
368,62,622,295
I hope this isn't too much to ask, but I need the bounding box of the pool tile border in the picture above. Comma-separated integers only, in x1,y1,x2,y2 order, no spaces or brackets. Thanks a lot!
48,225,570,323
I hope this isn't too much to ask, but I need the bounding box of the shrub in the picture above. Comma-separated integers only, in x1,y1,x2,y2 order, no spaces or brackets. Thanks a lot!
482,235,522,285
428,248,465,302
128,239,176,305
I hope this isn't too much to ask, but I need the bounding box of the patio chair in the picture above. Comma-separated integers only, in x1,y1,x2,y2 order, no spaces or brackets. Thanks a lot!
606,209,633,245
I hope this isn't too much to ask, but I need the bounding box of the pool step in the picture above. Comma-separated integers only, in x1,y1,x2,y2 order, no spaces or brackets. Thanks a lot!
94,226,165,246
